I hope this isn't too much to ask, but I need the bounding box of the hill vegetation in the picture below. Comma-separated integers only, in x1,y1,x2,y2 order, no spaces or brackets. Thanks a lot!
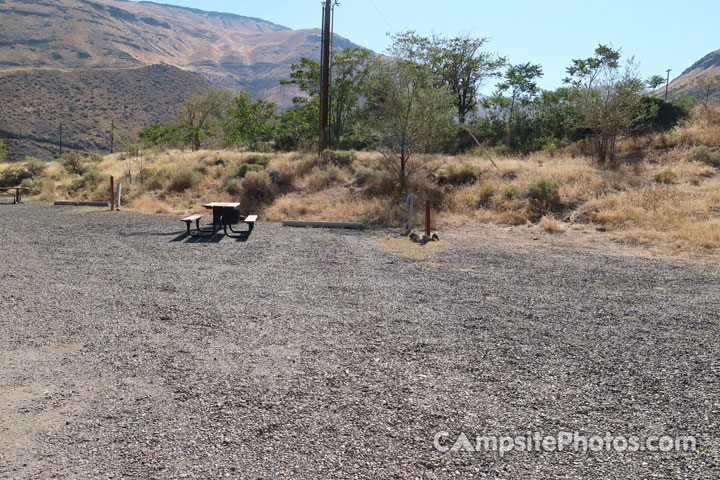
0,64,208,161
3,104,719,255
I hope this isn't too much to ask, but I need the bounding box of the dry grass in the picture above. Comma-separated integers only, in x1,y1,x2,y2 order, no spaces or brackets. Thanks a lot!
7,106,720,256
539,215,566,233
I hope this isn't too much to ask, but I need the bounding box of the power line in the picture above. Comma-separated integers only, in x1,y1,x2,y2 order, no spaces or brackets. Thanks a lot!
253,0,293,17
367,0,395,34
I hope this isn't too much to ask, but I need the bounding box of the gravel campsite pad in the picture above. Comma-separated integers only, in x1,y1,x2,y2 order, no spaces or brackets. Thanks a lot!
1,203,719,479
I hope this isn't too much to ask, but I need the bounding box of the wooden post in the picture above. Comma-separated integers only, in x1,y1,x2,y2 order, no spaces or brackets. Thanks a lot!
109,176,115,211
425,199,431,237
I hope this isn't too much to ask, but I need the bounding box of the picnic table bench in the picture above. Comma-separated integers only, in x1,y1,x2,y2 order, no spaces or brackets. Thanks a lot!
181,202,256,238
0,186,28,204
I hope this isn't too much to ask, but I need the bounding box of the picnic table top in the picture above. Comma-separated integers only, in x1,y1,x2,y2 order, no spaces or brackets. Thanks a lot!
203,202,240,208
0,186,28,191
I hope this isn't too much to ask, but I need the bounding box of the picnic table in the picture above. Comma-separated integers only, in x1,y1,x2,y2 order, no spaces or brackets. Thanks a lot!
181,202,257,238
0,186,28,204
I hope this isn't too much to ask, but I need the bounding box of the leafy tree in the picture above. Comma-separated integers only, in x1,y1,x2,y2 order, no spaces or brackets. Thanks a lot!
139,124,181,149
391,32,505,123
564,45,646,166
274,97,320,152
497,62,544,119
282,47,375,148
696,75,720,107
180,87,233,151
222,89,277,151
0,138,6,162
646,74,666,90
366,58,455,188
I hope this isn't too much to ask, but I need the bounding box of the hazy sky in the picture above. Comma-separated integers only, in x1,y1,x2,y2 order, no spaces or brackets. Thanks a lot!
135,0,718,94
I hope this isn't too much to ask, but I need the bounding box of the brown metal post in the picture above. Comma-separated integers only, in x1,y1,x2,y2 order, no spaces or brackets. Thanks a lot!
110,176,115,211
425,200,431,237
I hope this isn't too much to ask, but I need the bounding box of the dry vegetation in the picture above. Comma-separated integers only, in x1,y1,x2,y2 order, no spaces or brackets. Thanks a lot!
4,106,720,256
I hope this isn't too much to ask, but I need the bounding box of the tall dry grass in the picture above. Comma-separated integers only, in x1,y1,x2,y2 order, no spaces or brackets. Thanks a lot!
7,105,720,255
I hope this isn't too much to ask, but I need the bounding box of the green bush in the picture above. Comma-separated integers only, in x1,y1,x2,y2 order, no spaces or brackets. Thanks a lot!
229,163,265,179
527,178,561,211
62,152,87,175
437,164,478,185
692,145,720,167
502,186,522,200
354,165,378,186
0,167,32,187
72,168,104,191
140,168,169,191
655,170,678,184
19,177,44,195
242,154,271,166
24,157,47,177
166,169,200,193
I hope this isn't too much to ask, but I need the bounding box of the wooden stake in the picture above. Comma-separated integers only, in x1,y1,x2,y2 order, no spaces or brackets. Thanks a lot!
425,199,431,237
110,176,115,211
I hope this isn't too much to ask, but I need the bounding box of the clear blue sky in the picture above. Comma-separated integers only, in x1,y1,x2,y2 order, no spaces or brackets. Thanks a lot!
140,0,718,94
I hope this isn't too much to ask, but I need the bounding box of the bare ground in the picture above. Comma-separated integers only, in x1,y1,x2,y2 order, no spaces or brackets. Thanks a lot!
1,203,719,479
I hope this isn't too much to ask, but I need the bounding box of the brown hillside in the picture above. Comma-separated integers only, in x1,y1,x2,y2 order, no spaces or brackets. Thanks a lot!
0,0,356,105
0,64,208,160
663,48,720,100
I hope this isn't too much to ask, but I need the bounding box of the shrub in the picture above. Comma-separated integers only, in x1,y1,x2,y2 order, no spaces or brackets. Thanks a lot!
655,170,678,184
72,168,104,191
476,184,495,207
229,163,264,179
502,186,522,200
691,145,720,167
19,177,44,195
437,164,478,185
0,167,32,187
225,178,242,196
242,154,271,166
364,170,397,197
62,152,87,175
240,171,275,206
266,168,294,192
354,165,379,186
527,178,561,211
307,166,346,191
166,169,200,192
24,157,46,177
322,150,356,167
141,168,169,190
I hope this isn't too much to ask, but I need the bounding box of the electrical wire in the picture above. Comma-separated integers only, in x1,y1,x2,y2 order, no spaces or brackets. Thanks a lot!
367,0,395,34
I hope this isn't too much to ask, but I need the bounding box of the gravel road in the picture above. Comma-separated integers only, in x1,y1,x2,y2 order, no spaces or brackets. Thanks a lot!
1,203,719,479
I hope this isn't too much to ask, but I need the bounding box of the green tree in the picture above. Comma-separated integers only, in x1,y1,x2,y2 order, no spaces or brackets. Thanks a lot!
646,74,666,90
282,47,375,148
180,87,233,151
222,89,277,151
274,97,320,152
391,32,505,123
696,75,720,108
366,58,455,188
565,45,646,166
0,138,6,162
497,62,544,119
139,124,181,149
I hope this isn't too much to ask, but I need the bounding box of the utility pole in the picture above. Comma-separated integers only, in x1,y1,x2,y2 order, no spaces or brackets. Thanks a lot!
110,120,114,154
664,69,671,101
59,122,63,159
319,0,337,155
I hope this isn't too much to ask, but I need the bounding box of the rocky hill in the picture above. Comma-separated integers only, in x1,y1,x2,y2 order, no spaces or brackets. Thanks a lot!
0,0,356,159
666,48,720,100
0,0,354,104
0,64,208,160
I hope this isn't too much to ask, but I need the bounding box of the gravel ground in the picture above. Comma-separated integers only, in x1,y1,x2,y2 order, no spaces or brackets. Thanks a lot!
1,202,719,479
